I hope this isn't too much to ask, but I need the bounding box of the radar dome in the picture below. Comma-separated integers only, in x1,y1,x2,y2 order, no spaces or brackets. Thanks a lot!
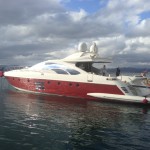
78,42,87,52
90,42,98,54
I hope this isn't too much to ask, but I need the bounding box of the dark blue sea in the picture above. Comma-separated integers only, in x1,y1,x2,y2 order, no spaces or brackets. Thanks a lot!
0,77,150,150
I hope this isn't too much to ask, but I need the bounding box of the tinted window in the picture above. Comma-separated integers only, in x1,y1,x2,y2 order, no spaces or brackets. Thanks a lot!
67,69,80,75
51,69,68,74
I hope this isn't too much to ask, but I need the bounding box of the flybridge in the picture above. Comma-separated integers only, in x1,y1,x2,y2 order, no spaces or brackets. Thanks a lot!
62,42,112,63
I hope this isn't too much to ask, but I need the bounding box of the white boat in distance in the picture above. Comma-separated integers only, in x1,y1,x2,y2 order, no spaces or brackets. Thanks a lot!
4,42,150,104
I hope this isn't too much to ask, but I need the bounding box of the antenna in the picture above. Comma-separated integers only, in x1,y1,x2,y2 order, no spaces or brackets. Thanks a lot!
90,42,98,54
78,42,87,52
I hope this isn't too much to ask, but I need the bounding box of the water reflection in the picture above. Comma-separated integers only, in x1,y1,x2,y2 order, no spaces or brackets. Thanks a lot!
0,88,150,150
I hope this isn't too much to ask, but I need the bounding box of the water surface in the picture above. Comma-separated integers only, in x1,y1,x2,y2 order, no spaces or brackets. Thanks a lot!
0,78,150,150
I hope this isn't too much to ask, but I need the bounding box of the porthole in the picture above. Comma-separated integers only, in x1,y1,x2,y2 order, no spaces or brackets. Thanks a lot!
69,83,72,86
58,82,61,85
48,81,50,84
76,83,79,87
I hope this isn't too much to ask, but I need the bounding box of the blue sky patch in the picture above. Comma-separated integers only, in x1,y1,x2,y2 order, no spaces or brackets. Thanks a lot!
62,0,108,13
139,11,150,20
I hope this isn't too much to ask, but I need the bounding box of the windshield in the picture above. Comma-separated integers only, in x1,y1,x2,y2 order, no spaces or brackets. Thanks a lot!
30,62,80,75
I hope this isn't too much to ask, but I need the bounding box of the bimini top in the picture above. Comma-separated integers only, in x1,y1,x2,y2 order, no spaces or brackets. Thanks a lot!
62,42,112,63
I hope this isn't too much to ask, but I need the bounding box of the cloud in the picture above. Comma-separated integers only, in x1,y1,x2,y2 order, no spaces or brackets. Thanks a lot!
127,19,150,37
0,0,149,69
0,0,63,25
68,9,87,21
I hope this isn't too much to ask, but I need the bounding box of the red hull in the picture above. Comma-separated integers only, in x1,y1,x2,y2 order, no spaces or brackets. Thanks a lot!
5,76,124,99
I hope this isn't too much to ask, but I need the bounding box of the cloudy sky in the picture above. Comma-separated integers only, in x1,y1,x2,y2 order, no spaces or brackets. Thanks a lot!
0,0,150,68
